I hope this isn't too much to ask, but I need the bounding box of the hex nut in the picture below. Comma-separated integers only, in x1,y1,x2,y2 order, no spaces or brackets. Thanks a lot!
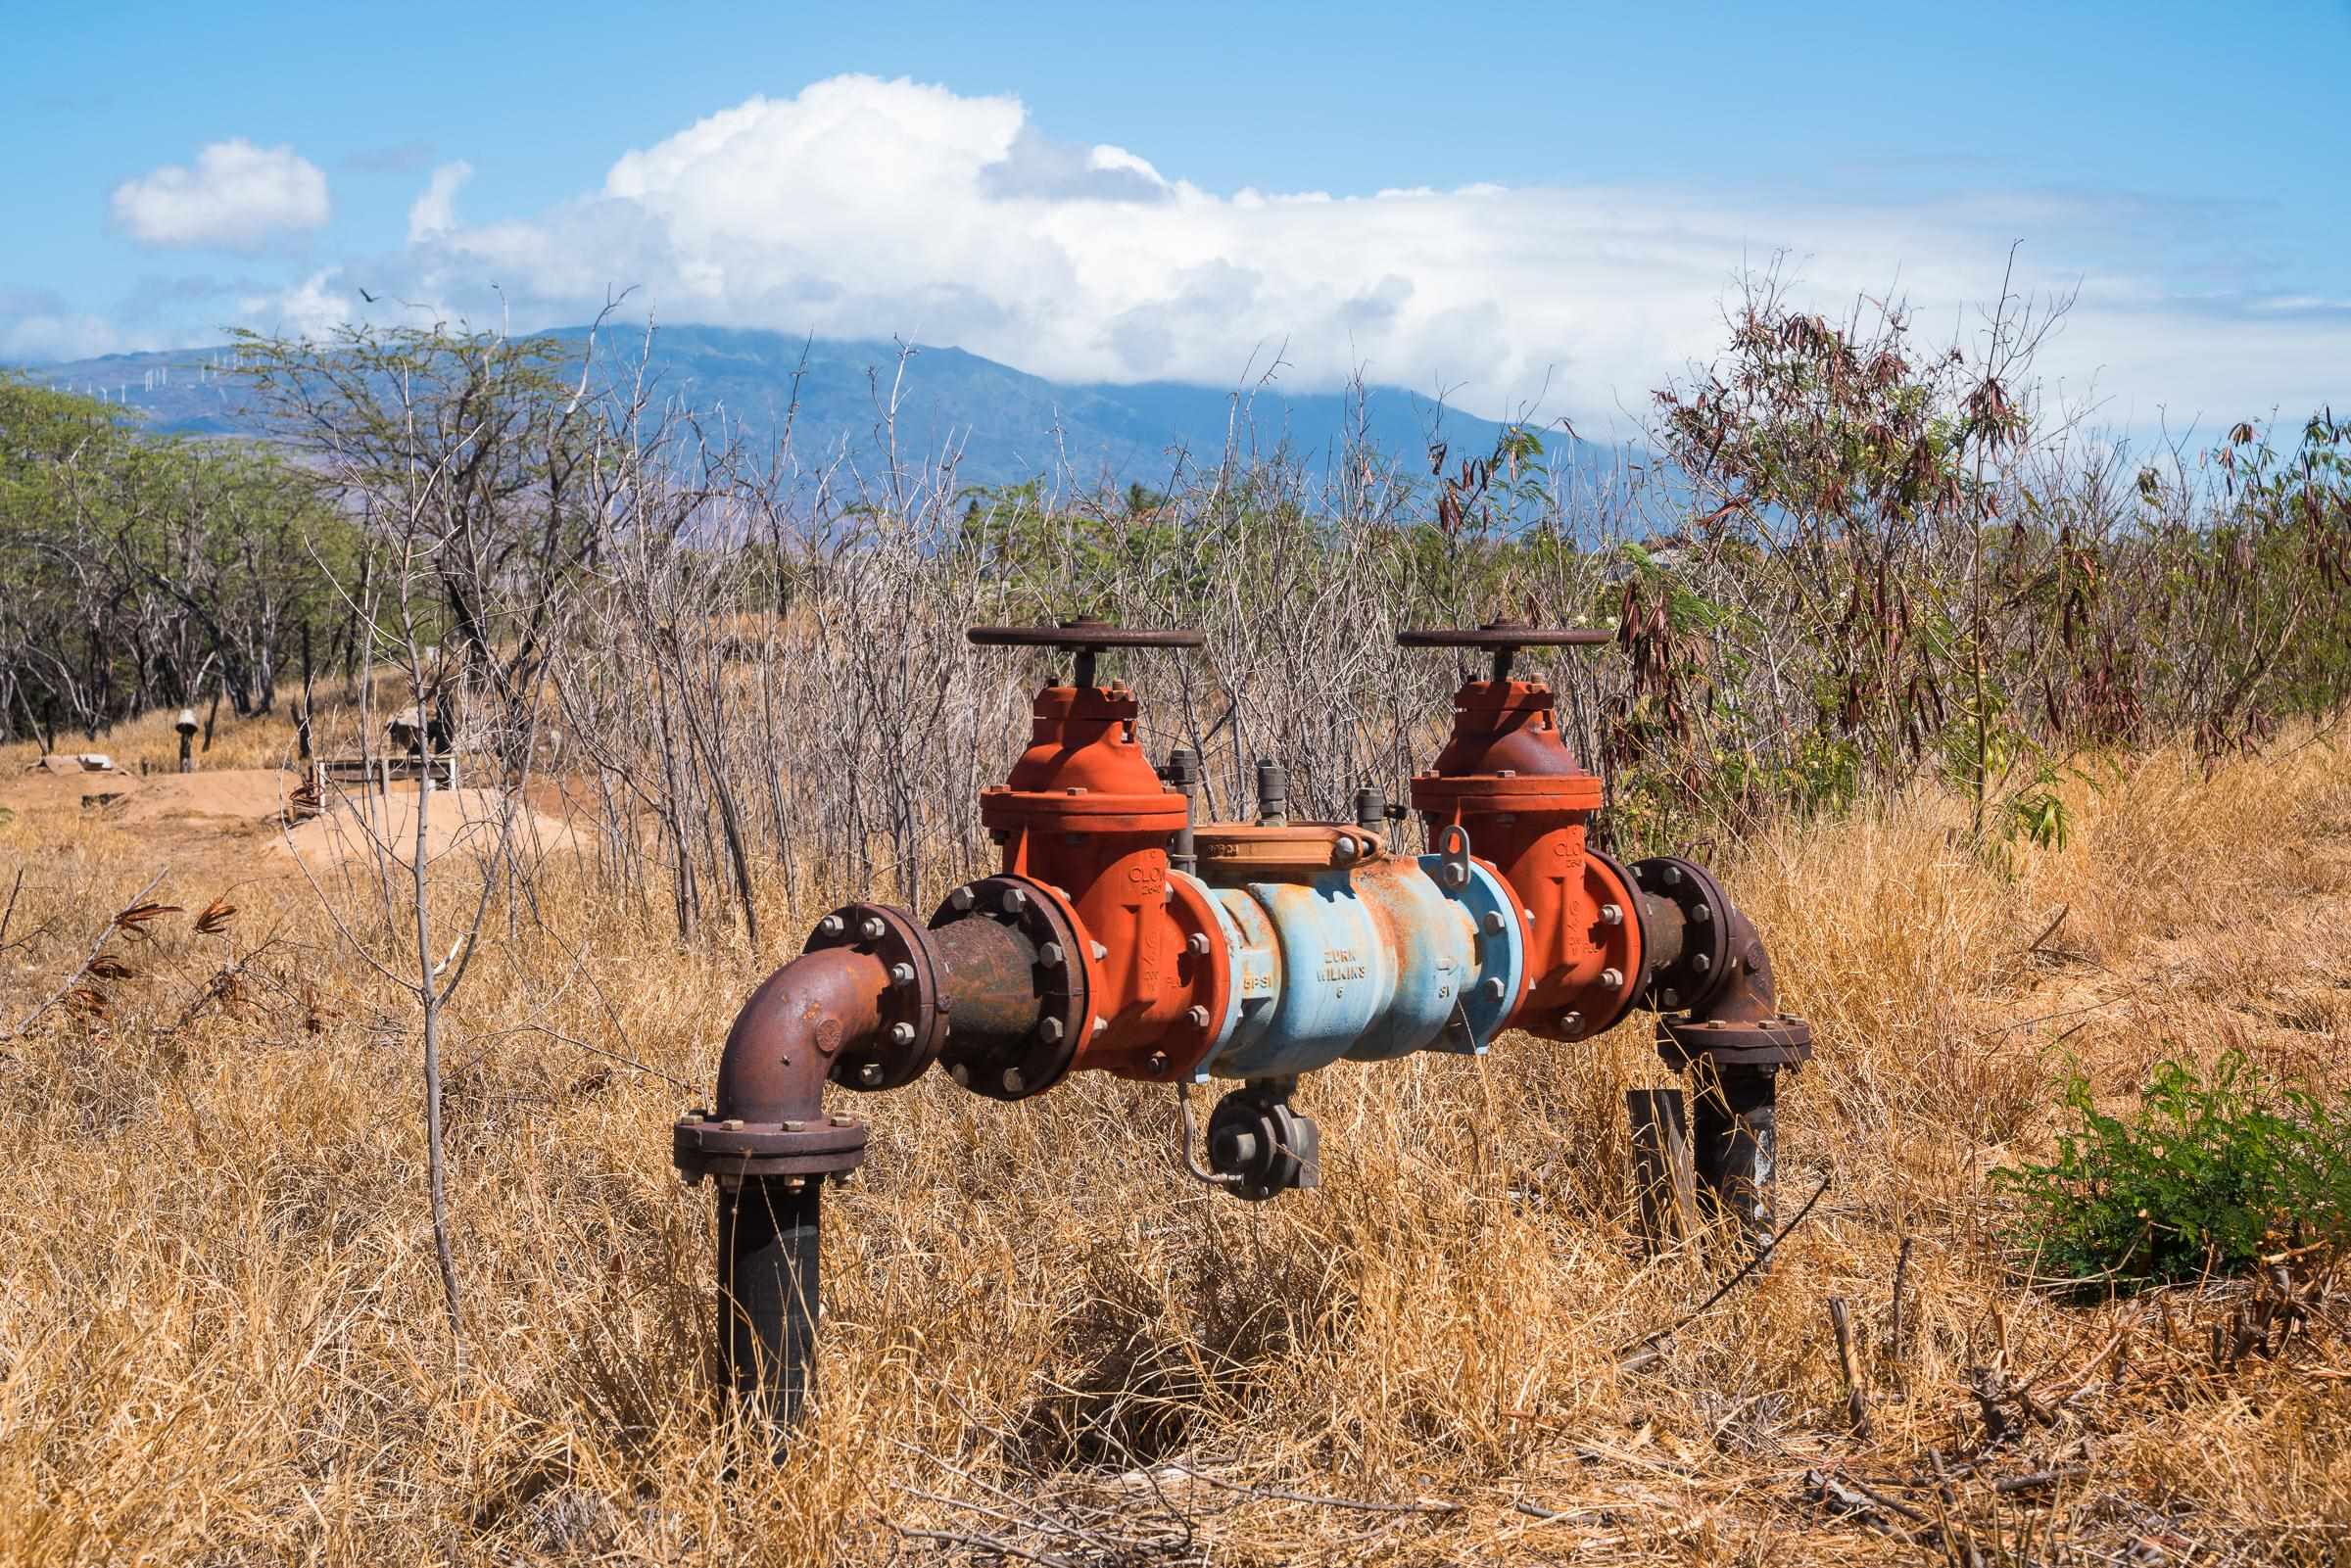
1039,941,1066,969
1186,931,1212,955
1091,941,1109,961
1001,887,1029,914
1562,1011,1584,1034
1039,1018,1066,1043
1599,903,1623,926
858,1063,885,1085
1691,903,1712,923
1660,865,1683,886
1600,968,1625,990
1185,1005,1211,1027
948,1063,972,1087
816,914,845,936
858,915,887,941
1660,988,1681,1009
1691,953,1711,974
1002,1068,1026,1093
889,962,916,986
949,885,977,912
1481,975,1506,1000
1482,910,1505,933
1147,1052,1171,1074
889,1021,917,1045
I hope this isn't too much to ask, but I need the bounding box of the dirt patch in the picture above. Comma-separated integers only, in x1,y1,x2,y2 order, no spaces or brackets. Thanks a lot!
116,769,301,825
271,785,583,870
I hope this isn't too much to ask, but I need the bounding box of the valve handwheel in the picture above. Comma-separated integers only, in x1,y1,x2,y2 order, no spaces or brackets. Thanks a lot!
970,618,1205,688
1397,620,1610,681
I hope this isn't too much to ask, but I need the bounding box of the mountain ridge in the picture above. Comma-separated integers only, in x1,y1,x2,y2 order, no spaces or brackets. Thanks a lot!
14,323,1622,493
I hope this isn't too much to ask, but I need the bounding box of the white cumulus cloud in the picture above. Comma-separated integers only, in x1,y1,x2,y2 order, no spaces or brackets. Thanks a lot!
110,139,331,252
392,73,2348,435
408,161,473,242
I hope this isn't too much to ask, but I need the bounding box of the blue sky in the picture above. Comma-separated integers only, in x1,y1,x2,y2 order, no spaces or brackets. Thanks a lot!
5,0,2347,438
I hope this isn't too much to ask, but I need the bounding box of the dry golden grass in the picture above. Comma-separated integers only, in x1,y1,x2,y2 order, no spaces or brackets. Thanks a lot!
2,711,2348,1565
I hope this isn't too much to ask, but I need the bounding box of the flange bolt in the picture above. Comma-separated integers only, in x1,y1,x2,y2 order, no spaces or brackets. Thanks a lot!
1481,975,1507,1000
1002,1068,1026,1093
1186,1005,1212,1027
858,916,887,941
1600,967,1625,989
817,914,845,937
1691,904,1711,924
889,962,916,986
949,885,977,912
889,1021,916,1046
1691,953,1712,974
1600,903,1623,926
1482,910,1505,933
1186,931,1212,955
1039,942,1065,969
858,1062,885,1085
1039,1018,1066,1043
949,1063,971,1087
1000,887,1028,914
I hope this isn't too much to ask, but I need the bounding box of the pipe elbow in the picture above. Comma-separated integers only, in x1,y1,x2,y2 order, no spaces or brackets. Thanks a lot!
715,945,889,1124
1630,855,1812,1071
675,943,885,1185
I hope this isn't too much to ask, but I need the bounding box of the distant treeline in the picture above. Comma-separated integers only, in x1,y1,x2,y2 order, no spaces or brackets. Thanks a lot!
5,287,2349,915
0,374,364,749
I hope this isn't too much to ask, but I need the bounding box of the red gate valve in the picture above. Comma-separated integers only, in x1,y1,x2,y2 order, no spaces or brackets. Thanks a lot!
1398,622,1644,1040
964,620,1233,1086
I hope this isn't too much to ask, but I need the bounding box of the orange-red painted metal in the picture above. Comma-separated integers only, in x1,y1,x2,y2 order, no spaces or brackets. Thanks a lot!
1407,657,1643,1040
980,678,1231,1081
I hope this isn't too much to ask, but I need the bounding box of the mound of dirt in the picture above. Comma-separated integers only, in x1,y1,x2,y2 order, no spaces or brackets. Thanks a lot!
0,766,142,813
117,769,301,825
272,785,583,870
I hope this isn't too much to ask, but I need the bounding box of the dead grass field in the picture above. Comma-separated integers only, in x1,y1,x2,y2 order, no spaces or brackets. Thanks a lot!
2,705,2348,1566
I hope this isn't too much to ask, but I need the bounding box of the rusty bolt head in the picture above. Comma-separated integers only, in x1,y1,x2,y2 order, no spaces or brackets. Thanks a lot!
889,961,916,986
1660,865,1683,887
889,1021,916,1046
1185,1005,1211,1027
1481,975,1506,1000
1039,1018,1066,1043
817,914,845,937
950,885,977,912
1691,903,1711,923
1562,1011,1584,1034
1148,1052,1171,1074
1659,987,1681,1009
858,1062,884,1085
858,915,887,942
1002,1067,1025,1093
949,1063,971,1087
682,1111,706,1124
831,1113,857,1127
719,1117,745,1131
1691,953,1711,974
1600,968,1625,990
1039,941,1065,969
1440,862,1469,889
1600,903,1624,927
1186,931,1211,955
1000,887,1029,914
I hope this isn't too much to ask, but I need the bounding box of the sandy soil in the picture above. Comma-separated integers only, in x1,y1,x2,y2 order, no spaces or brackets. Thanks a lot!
271,784,584,870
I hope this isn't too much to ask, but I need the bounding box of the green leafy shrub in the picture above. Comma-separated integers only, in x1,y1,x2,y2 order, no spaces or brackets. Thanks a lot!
1993,1053,2351,1294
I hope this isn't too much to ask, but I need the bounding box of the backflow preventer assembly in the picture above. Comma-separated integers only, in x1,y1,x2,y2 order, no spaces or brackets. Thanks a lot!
672,620,1812,1429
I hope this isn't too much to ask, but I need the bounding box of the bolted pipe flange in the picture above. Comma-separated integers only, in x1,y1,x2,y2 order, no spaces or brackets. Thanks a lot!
1656,1013,1814,1070
802,901,948,1091
1631,855,1733,1016
929,873,1091,1102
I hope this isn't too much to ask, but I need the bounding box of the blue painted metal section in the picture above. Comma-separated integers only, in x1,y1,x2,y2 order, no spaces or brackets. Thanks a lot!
1436,856,1527,1052
1344,866,1470,1063
1194,847,1529,1080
